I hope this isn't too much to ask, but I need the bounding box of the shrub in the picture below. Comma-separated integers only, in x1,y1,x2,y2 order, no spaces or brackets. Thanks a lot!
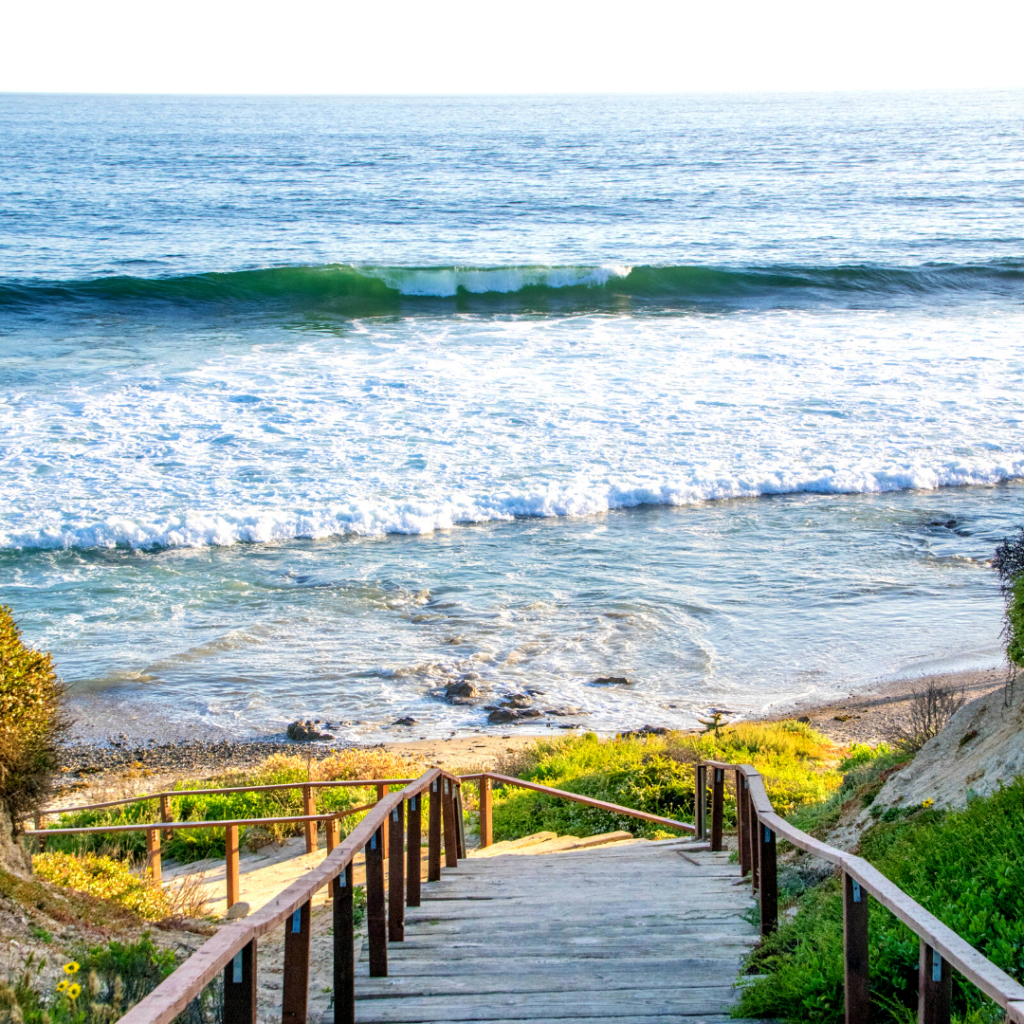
32,852,169,920
0,605,70,829
994,527,1024,671
735,776,1024,1023
887,683,966,754
491,722,843,841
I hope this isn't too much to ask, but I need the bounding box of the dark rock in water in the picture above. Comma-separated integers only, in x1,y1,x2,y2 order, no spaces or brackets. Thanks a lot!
544,706,586,716
526,687,546,696
487,707,544,725
622,724,668,737
287,720,335,742
445,680,478,700
797,716,811,724
505,693,533,708
590,676,631,686
393,716,417,727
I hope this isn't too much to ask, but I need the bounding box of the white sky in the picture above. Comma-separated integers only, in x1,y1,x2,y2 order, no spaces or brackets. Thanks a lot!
3,0,1023,95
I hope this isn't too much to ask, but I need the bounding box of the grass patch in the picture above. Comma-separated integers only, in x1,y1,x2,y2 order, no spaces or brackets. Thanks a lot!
734,776,1024,1023
491,721,844,841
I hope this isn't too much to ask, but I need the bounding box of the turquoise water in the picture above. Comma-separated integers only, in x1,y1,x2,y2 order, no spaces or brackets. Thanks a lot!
1,92,1022,742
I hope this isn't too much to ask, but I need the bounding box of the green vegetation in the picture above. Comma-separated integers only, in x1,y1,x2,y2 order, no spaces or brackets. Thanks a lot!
995,526,1024,669
33,853,169,920
734,776,1024,1023
0,605,69,829
0,938,176,1024
45,749,418,864
491,722,843,841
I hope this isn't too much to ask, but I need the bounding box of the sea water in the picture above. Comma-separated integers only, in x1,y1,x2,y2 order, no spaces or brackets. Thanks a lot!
1,92,1022,742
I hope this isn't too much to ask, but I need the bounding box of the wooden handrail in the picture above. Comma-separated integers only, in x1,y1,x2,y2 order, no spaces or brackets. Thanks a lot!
700,760,1024,1021
115,768,450,1024
39,778,417,818
479,771,695,833
24,806,372,837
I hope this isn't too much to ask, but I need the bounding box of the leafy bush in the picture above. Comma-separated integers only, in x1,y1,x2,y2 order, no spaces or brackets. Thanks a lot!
0,605,70,829
735,776,1024,1023
32,852,169,920
491,722,843,841
994,527,1024,669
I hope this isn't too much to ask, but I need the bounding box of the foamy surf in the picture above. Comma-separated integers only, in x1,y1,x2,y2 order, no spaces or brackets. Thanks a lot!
4,457,1022,552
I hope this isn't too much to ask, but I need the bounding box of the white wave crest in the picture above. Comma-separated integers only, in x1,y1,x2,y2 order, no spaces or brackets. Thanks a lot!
358,264,631,297
4,458,1022,553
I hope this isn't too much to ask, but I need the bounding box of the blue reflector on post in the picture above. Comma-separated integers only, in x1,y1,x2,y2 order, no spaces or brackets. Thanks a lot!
232,950,243,984
852,880,862,903
764,825,772,842
292,909,301,933
933,952,942,982
393,808,398,821
370,834,377,850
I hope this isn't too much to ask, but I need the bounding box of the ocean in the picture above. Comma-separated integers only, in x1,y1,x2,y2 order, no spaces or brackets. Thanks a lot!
1,91,1022,743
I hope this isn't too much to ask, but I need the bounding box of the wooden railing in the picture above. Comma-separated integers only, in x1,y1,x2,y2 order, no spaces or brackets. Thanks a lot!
696,760,1024,1024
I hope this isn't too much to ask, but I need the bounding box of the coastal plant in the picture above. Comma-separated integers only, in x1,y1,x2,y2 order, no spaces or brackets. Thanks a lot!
490,722,843,841
734,776,1024,1023
994,527,1024,704
0,605,70,833
32,852,170,920
0,939,176,1024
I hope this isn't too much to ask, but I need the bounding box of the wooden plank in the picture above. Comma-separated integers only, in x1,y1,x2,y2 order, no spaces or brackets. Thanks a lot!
843,871,870,1023
333,865,355,1024
919,943,952,1024
710,767,724,852
428,779,442,882
406,793,421,908
281,900,311,1024
442,777,458,869
478,777,492,848
366,825,388,978
222,939,256,1024
226,823,240,909
388,801,405,942
302,786,317,855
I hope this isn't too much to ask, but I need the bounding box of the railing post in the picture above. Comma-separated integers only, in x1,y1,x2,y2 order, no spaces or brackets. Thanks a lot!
223,939,257,1024
442,776,458,868
159,794,174,841
388,802,405,942
33,812,47,853
326,817,339,854
282,900,311,1024
710,767,724,852
919,943,952,1024
454,783,466,859
737,774,750,876
226,822,240,910
302,785,317,855
478,776,492,848
694,765,705,839
376,784,389,859
843,872,870,1023
428,778,442,882
145,828,162,886
333,863,355,1024
407,792,422,907
365,825,388,977
749,796,760,892
759,821,778,935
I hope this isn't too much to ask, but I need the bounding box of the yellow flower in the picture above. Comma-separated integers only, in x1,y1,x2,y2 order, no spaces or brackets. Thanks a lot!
921,798,934,809
56,981,68,993
67,984,81,1000
63,962,80,975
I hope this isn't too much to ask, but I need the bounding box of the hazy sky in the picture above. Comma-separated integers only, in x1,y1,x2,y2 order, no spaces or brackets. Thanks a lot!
3,0,1023,94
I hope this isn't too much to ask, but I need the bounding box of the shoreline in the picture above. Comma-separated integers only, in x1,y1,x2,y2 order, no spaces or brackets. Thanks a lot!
49,665,1011,806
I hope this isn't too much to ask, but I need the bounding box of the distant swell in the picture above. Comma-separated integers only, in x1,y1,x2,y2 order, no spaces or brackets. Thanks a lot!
4,458,1022,553
3,260,1024,314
